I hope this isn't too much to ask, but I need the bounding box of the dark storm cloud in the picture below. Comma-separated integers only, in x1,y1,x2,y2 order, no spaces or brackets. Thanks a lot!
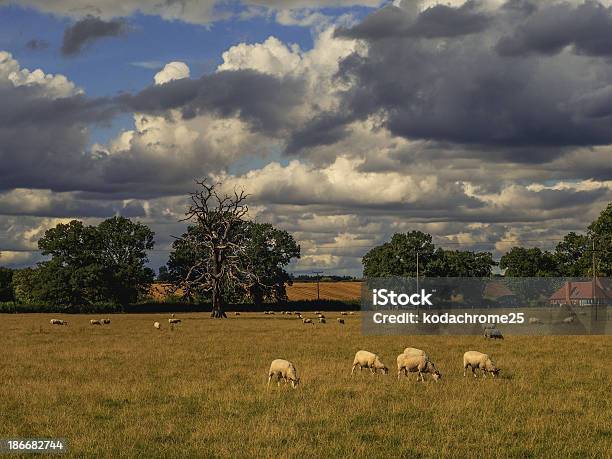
285,112,353,154
25,39,49,51
496,1,612,57
335,1,490,40
328,1,612,157
61,15,128,56
117,69,305,135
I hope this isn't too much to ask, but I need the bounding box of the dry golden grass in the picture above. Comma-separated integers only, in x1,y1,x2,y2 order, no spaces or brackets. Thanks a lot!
286,282,361,301
1,312,611,458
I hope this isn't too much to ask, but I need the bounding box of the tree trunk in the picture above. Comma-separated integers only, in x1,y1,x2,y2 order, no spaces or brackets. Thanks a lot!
211,280,227,318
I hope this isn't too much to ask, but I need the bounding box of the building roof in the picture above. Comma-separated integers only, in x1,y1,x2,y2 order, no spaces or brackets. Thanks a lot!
549,279,612,301
482,282,515,299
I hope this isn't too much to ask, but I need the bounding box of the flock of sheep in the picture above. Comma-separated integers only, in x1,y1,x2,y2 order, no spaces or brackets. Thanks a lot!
51,311,502,388
269,347,500,389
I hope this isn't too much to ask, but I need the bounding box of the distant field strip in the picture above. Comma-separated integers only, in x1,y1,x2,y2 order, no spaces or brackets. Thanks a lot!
286,282,361,301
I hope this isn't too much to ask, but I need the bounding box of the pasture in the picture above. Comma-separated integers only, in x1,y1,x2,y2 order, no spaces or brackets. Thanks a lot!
1,312,611,458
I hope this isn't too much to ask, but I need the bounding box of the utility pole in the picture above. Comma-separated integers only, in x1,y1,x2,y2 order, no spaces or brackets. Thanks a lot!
313,271,324,301
592,238,597,320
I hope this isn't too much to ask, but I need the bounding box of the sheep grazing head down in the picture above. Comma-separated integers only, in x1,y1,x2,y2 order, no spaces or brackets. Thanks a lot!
290,377,300,389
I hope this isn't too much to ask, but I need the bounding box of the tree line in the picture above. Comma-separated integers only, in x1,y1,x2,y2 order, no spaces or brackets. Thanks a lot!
0,178,610,315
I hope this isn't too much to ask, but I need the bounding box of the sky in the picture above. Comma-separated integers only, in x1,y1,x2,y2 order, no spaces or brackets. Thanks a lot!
0,0,611,277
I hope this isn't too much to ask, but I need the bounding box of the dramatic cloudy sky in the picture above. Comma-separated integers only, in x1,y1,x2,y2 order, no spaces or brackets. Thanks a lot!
1,0,611,276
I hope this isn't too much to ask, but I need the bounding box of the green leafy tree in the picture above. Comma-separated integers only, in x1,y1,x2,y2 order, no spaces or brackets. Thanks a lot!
35,217,154,305
499,247,559,277
362,231,435,277
428,249,496,277
554,232,590,277
588,202,612,276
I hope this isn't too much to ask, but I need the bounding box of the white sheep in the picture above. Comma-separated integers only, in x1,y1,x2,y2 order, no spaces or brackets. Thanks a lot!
317,314,325,319
234,312,240,316
396,353,441,382
267,359,300,389
484,328,504,339
302,318,313,324
90,319,102,326
102,318,111,325
351,350,389,375
50,319,67,326
529,317,543,325
341,311,348,315
264,311,269,315
318,317,326,324
154,321,161,329
337,318,345,324
349,312,355,315
463,351,500,378
169,318,181,324
315,311,321,315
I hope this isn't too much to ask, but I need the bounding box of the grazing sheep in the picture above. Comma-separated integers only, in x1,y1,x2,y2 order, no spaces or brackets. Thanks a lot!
90,319,102,326
302,318,313,324
563,316,575,324
337,318,345,324
349,312,355,315
463,351,500,378
396,353,441,382
351,350,389,375
529,317,543,325
484,328,504,339
234,312,240,316
50,319,68,326
154,321,161,329
169,318,181,324
315,311,321,315
318,317,326,324
102,318,111,325
341,311,348,315
317,314,325,319
264,311,269,315
267,359,300,389
269,311,275,315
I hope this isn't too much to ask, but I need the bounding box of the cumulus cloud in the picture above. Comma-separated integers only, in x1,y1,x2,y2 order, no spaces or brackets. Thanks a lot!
154,61,190,85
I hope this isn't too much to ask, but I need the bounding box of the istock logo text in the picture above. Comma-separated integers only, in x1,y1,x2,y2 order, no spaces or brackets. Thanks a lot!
372,289,433,307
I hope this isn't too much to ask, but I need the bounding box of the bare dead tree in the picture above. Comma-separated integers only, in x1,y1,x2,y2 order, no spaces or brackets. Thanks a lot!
176,179,257,318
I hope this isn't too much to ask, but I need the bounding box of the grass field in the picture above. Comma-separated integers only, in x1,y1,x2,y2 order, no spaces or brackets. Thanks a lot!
1,312,611,458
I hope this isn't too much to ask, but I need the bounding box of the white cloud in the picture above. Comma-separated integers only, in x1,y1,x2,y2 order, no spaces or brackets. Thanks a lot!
154,61,190,85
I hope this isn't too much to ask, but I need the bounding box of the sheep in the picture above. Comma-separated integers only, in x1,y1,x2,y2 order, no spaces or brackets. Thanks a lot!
484,328,504,339
341,311,348,315
267,359,300,389
234,312,240,316
463,351,500,378
90,319,102,326
50,319,67,326
302,318,313,324
317,314,325,319
171,313,175,318
264,311,269,315
169,318,181,324
396,353,441,382
315,311,321,315
349,312,355,315
337,318,345,324
529,317,543,325
351,350,389,375
318,317,326,324
563,316,575,324
153,321,161,329
102,318,111,325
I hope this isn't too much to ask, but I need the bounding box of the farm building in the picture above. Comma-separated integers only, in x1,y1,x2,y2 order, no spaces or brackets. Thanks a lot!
549,279,612,306
482,281,518,306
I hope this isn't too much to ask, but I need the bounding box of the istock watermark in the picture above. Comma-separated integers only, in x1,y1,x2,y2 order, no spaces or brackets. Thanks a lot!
361,277,612,335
